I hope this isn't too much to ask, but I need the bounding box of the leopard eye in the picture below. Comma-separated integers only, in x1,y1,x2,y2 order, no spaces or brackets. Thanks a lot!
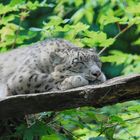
72,58,84,64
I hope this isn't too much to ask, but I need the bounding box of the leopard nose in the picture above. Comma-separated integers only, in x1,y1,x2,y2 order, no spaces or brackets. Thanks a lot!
90,70,101,77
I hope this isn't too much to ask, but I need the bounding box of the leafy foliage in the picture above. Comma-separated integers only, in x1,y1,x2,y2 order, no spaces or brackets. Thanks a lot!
0,0,140,140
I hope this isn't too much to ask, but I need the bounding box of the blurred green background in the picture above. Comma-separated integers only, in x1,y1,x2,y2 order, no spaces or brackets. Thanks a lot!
0,0,140,140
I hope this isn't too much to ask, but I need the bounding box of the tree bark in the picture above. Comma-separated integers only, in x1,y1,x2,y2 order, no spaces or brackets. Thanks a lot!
0,74,140,119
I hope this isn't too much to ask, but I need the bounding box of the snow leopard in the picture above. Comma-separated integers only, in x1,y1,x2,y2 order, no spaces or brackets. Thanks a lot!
0,38,106,99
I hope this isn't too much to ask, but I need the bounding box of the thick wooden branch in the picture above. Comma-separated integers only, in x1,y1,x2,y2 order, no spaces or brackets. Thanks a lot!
0,74,140,119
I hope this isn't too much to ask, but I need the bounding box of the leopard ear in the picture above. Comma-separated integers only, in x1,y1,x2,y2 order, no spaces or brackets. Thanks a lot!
49,52,63,65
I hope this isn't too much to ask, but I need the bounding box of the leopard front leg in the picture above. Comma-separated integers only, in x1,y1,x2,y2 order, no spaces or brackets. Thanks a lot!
59,75,89,90
6,69,54,95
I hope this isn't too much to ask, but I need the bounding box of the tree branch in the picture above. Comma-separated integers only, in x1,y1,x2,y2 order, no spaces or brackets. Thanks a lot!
0,74,140,119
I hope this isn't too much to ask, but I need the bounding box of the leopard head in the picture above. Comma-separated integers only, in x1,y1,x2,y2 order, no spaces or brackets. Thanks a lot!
49,47,106,86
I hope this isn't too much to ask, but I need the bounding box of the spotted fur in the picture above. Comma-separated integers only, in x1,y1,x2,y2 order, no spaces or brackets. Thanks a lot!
0,38,106,98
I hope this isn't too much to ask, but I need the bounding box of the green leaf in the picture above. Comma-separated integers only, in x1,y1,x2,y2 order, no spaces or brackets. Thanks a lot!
126,3,140,14
100,38,115,47
101,50,133,65
0,23,19,42
101,55,126,65
0,4,18,15
129,17,140,25
26,1,40,10
29,27,43,32
109,115,124,124
83,31,114,47
10,0,25,6
41,134,65,140
99,15,121,25
74,0,83,7
71,8,85,23
65,22,89,40
132,38,140,45
85,7,94,24
0,47,8,52
128,105,140,112
0,15,15,25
